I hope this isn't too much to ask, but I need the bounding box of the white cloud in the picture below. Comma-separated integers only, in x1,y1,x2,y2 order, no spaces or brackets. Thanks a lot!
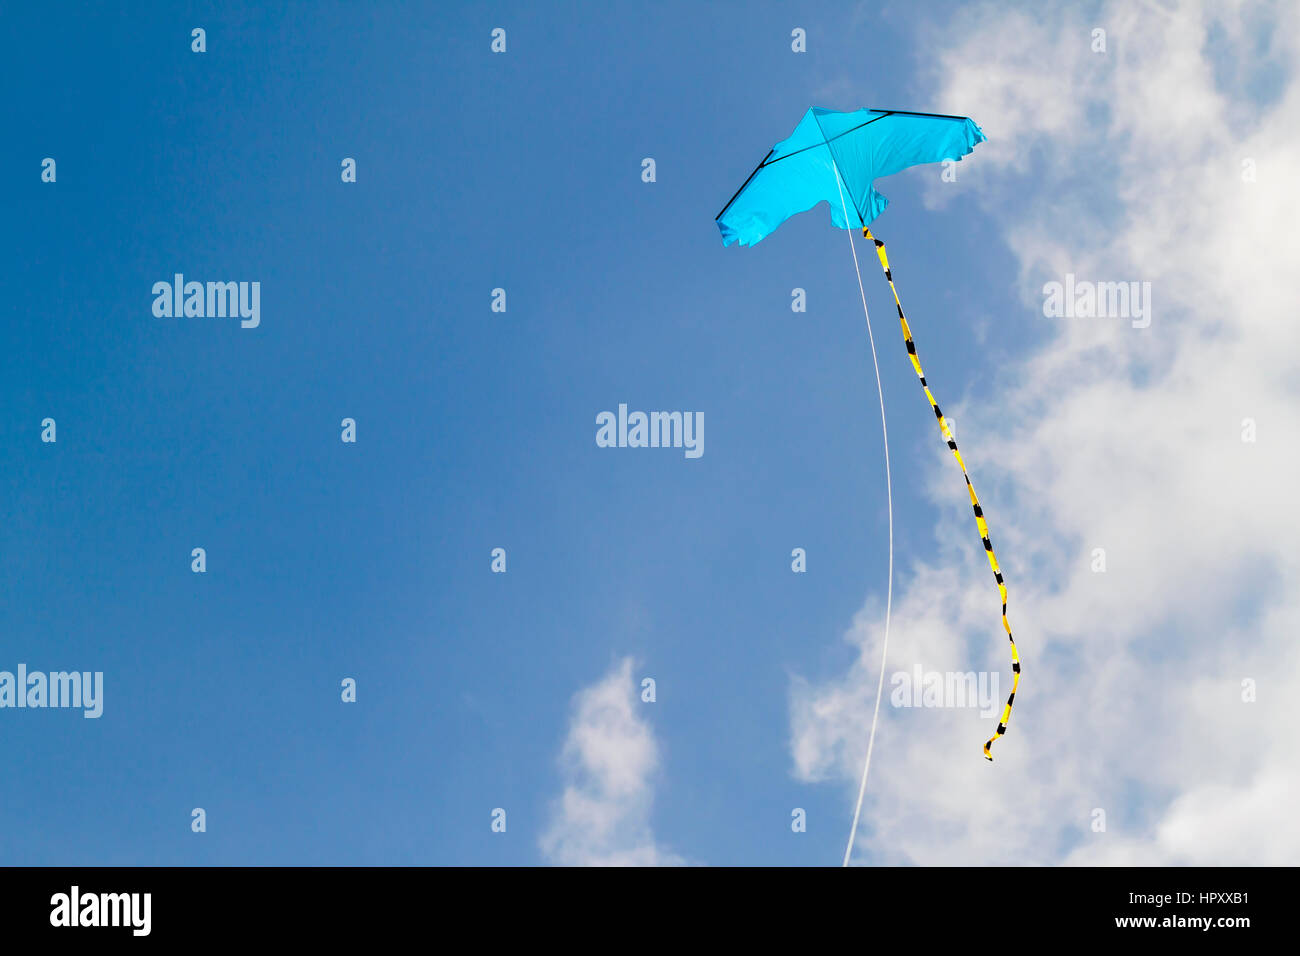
793,0,1300,865
540,658,685,866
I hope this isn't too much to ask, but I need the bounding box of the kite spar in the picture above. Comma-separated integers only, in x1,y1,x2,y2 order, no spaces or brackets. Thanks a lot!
716,108,1020,864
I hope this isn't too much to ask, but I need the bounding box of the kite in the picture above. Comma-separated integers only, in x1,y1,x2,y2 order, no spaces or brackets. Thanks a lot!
716,108,1020,863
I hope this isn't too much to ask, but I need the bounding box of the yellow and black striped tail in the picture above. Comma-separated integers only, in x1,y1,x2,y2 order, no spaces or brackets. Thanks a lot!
863,227,1021,761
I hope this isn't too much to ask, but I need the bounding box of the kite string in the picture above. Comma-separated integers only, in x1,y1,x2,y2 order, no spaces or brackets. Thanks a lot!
829,165,894,869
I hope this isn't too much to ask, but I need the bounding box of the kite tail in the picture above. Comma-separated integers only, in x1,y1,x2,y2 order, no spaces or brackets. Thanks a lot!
863,228,1021,761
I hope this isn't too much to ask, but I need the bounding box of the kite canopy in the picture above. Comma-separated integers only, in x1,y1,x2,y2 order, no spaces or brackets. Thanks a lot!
716,108,986,246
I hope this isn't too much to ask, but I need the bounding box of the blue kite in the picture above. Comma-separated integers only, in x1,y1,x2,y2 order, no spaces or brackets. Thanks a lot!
717,108,1018,863
716,108,985,245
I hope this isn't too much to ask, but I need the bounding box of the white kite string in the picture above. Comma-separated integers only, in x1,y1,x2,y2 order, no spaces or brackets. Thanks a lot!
830,162,894,868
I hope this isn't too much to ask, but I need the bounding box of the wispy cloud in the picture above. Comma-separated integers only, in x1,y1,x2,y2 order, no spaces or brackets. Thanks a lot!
540,658,685,866
793,0,1300,865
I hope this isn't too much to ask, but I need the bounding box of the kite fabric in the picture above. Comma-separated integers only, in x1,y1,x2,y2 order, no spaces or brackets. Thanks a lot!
716,107,986,246
715,107,1019,766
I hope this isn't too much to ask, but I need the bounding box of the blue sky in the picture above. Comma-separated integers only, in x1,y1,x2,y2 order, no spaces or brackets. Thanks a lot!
7,1,1295,867
3,1,1016,866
